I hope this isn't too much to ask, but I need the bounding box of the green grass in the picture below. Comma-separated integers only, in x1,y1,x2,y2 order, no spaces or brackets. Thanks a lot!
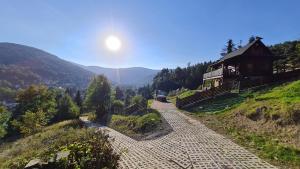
109,109,161,135
147,99,154,107
190,93,246,115
227,127,300,166
177,90,196,99
188,80,300,168
0,120,94,169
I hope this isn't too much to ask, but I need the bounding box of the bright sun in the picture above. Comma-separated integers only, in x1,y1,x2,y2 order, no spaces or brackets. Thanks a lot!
105,35,121,51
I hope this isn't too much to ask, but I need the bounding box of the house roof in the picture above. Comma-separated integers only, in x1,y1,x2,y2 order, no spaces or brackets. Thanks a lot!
214,39,261,65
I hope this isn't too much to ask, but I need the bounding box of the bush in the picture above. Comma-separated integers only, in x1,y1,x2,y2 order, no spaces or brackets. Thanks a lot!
109,109,161,134
112,100,124,114
0,120,120,169
48,130,120,169
11,110,48,136
0,105,11,138
56,94,80,121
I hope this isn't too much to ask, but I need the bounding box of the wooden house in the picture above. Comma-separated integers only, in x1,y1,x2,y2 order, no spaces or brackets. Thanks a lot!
203,38,274,89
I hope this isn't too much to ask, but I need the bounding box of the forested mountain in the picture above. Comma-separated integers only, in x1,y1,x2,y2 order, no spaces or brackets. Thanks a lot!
269,40,300,72
0,43,94,89
82,66,159,87
152,62,212,92
152,38,300,92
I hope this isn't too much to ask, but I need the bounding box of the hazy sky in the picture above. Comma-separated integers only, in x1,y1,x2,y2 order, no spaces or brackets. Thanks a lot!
1,0,299,69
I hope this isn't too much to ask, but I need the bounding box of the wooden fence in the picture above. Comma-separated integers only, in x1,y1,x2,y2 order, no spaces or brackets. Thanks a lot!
175,85,232,109
123,100,147,115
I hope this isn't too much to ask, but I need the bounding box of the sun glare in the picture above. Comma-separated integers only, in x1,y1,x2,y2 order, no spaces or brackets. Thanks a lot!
105,35,121,51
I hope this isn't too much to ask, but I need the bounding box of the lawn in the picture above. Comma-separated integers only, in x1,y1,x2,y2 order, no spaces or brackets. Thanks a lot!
187,80,300,168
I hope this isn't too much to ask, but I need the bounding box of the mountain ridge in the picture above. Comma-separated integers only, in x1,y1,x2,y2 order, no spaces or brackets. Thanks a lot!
0,42,159,89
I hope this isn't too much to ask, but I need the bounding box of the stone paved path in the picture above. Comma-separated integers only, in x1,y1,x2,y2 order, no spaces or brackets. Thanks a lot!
83,101,277,169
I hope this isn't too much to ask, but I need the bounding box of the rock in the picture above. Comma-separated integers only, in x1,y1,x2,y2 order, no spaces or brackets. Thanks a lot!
24,159,47,169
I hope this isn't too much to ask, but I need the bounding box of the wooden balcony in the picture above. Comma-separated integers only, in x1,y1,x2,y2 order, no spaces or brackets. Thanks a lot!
203,68,223,80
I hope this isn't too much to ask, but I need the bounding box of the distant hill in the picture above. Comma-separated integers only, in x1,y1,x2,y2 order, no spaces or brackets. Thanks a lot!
0,42,94,89
0,43,159,91
81,66,159,87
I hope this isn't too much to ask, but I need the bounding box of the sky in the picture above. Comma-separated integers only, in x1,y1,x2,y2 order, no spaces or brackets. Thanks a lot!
0,0,300,69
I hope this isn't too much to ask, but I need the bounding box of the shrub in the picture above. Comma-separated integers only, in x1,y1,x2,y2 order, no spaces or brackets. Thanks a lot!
112,100,124,114
0,120,120,169
11,110,48,136
48,130,120,169
0,105,11,138
56,94,80,121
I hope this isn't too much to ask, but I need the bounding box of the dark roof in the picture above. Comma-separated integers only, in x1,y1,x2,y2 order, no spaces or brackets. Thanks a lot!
214,39,261,65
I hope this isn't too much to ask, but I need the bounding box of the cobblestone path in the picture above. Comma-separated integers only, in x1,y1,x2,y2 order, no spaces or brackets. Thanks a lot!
83,101,277,169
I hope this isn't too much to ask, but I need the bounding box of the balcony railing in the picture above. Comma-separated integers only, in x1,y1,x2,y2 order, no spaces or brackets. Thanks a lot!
203,68,223,80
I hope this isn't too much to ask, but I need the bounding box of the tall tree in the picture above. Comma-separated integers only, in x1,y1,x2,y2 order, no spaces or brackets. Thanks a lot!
124,88,136,106
12,110,48,136
56,93,80,121
223,39,236,54
115,86,124,100
15,85,57,121
84,75,111,122
0,105,11,138
75,90,82,107
248,36,256,43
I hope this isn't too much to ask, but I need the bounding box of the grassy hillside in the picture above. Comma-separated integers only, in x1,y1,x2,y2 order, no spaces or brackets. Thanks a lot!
187,80,300,168
0,120,119,169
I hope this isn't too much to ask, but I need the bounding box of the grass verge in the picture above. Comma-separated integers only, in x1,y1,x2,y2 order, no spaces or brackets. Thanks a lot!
187,80,300,169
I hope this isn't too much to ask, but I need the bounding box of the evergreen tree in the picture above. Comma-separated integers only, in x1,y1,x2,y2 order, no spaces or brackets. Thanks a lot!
56,93,80,121
115,86,124,100
84,75,111,122
75,90,82,107
248,36,256,43
223,39,236,54
0,105,11,138
124,88,135,106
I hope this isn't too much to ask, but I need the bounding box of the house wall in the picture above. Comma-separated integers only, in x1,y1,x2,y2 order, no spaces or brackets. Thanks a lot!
239,41,273,77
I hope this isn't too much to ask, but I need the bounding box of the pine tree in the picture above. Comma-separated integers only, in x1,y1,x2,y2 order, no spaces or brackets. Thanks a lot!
248,36,256,43
75,90,82,107
222,39,236,54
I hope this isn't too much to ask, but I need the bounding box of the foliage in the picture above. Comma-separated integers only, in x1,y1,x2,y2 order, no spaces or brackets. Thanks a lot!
48,130,120,169
112,100,124,114
177,90,196,99
109,109,161,134
0,105,11,138
56,93,80,121
75,90,82,107
15,85,57,120
131,95,145,105
0,120,119,169
124,88,136,106
248,36,256,43
11,110,48,136
270,40,300,72
152,62,212,92
222,39,236,54
137,85,153,99
147,99,154,108
84,75,111,122
115,86,124,100
0,86,17,102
